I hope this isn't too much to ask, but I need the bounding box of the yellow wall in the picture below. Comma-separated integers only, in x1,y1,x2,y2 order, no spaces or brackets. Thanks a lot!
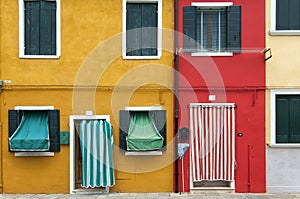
0,0,174,193
266,0,300,143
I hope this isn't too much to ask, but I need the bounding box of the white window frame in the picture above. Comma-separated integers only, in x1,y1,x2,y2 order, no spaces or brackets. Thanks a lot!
19,0,61,59
190,2,233,57
270,89,300,148
122,0,162,60
69,114,110,193
13,106,55,157
270,0,300,35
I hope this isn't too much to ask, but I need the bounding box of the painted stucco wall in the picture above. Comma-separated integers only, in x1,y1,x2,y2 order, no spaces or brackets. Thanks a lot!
0,0,174,193
266,0,300,143
177,0,266,193
266,0,300,193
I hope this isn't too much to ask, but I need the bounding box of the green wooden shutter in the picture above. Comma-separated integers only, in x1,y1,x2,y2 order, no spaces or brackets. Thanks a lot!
126,3,157,56
119,110,130,151
25,1,40,55
8,110,20,140
48,110,60,152
276,0,300,30
276,96,290,143
24,0,56,55
276,0,290,30
183,6,197,52
289,0,300,30
289,96,300,143
40,1,57,55
152,110,167,150
227,6,241,53
126,3,142,56
141,4,157,56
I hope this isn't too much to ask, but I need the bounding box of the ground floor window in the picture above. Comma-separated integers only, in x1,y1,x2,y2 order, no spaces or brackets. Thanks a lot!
276,95,300,143
271,90,300,146
8,106,60,153
119,106,166,154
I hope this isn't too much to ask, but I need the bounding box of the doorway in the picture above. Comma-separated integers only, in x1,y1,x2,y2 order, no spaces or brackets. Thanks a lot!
189,103,236,190
69,115,114,193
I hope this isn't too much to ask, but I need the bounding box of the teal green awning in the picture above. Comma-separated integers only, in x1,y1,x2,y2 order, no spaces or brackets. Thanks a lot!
9,111,50,151
126,111,163,151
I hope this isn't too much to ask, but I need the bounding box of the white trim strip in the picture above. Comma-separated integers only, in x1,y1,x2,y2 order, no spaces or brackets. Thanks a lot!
125,151,162,156
191,52,233,57
122,55,161,60
190,103,235,107
270,0,276,31
269,30,300,36
14,106,54,110
15,152,54,157
125,106,162,111
269,144,300,148
191,2,233,7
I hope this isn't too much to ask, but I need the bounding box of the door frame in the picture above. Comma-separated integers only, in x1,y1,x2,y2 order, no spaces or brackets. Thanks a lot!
69,115,110,193
189,103,235,191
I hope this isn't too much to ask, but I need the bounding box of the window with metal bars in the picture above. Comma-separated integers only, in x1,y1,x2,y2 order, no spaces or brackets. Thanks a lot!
183,5,241,53
196,8,227,52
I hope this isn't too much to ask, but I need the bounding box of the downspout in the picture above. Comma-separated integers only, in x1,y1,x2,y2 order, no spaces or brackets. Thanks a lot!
174,0,179,193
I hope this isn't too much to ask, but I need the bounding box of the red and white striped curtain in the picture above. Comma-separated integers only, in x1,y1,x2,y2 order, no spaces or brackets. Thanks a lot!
189,103,235,182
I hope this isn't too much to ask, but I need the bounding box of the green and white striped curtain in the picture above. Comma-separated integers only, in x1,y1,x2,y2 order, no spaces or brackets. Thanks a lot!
79,120,115,188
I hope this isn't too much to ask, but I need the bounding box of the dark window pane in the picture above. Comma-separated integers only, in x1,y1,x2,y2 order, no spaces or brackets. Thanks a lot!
276,96,290,143
196,9,227,52
289,96,300,143
25,1,40,55
24,0,56,55
126,3,158,56
276,0,300,30
276,95,300,143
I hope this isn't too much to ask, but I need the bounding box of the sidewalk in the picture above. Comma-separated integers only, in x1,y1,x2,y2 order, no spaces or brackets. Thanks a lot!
1,192,300,199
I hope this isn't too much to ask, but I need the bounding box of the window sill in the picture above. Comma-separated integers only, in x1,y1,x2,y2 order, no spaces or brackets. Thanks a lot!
122,55,161,60
269,30,300,36
19,55,60,59
125,151,162,156
191,52,233,57
14,152,54,157
268,143,300,148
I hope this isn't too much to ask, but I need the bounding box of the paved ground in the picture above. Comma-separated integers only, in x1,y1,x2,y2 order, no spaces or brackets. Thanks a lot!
0,192,300,199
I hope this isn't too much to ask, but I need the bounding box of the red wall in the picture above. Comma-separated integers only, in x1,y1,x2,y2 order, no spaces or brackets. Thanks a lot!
176,0,265,193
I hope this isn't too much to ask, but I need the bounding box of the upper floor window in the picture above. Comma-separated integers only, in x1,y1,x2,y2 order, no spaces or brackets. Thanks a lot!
270,0,300,35
19,0,61,58
122,0,162,60
183,2,241,56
